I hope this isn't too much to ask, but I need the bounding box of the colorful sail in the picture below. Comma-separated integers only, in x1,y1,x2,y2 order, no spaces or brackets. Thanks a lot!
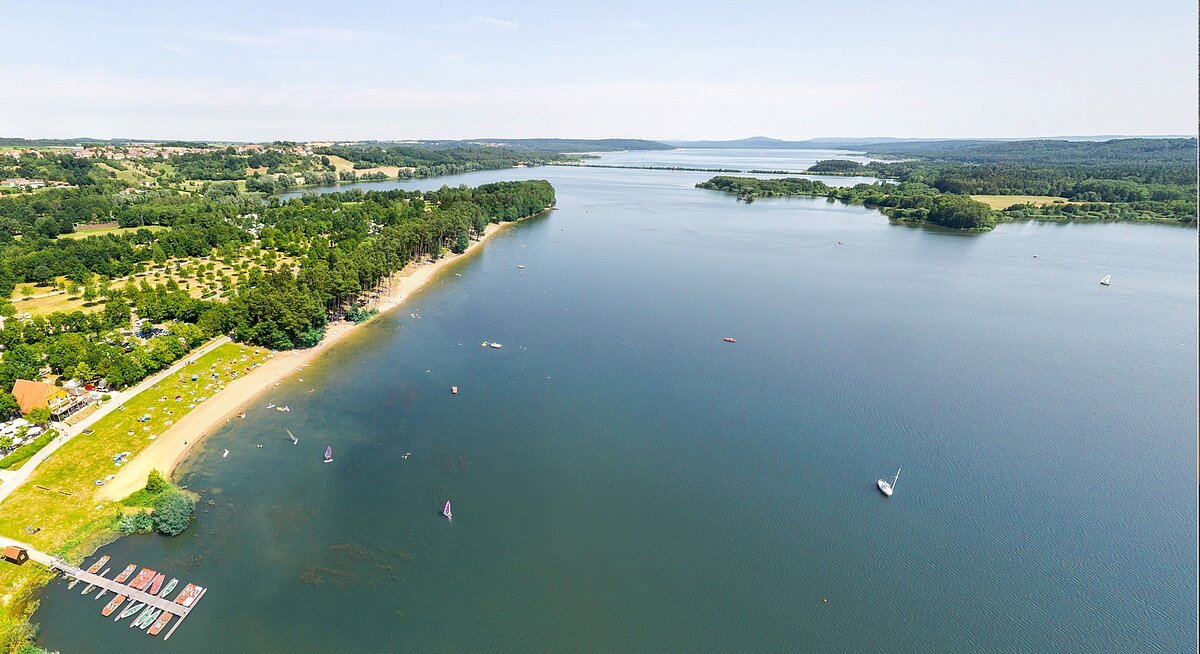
443,500,453,519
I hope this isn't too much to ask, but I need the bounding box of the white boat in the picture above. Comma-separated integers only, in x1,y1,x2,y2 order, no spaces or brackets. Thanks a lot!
276,405,290,412
877,467,901,497
517,265,526,269
324,445,333,463
1100,274,1111,286
443,500,453,520
490,342,503,349
222,449,229,458
287,429,298,445
266,403,276,409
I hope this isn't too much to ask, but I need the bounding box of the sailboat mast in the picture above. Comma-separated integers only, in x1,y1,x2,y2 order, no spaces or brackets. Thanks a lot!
892,467,901,489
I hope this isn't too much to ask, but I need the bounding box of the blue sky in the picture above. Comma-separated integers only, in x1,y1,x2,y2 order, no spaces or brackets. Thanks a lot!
1,0,1196,140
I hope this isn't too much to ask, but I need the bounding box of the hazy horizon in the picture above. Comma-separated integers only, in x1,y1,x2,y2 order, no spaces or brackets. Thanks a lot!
0,0,1196,141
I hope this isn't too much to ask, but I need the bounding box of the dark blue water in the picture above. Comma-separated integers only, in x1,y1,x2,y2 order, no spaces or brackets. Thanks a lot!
36,157,1198,652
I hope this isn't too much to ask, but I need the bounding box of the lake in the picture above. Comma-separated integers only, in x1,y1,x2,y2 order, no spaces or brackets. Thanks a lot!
35,151,1198,652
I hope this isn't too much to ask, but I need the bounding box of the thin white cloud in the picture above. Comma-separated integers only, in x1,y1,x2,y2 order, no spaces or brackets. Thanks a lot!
200,27,379,49
619,19,646,30
425,16,518,31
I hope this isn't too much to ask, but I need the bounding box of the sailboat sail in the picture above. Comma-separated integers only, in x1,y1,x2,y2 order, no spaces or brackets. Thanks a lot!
324,446,333,462
443,501,453,519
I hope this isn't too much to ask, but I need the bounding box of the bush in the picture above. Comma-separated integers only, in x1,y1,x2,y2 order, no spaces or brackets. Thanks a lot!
145,469,169,494
152,490,196,536
117,511,153,535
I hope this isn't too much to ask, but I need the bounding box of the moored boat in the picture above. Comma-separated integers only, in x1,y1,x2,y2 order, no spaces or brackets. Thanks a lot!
129,568,157,591
149,573,165,595
148,611,173,636
101,594,127,617
158,577,178,597
138,608,161,630
85,555,110,574
131,605,155,628
174,583,203,607
116,601,145,621
114,564,137,583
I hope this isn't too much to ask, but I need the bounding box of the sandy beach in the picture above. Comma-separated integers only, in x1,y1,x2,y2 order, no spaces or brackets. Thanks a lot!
96,220,517,501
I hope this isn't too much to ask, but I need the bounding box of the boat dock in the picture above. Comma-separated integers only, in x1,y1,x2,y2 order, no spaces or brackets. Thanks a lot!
34,548,205,641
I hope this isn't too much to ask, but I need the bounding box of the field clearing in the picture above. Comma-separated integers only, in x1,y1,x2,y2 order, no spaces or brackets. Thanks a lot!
13,292,96,316
58,224,167,240
324,154,402,178
971,195,1070,210
0,342,270,554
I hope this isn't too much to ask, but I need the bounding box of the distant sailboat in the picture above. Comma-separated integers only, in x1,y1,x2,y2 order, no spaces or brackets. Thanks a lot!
1100,274,1111,286
443,500,453,520
324,446,333,463
287,429,298,445
877,467,901,497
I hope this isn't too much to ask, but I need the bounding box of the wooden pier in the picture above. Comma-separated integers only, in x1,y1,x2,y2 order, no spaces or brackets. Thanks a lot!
39,550,204,640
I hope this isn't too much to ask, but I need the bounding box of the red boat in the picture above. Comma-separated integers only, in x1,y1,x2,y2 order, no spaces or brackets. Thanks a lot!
173,583,203,608
148,573,165,595
85,555,110,574
723,337,736,343
129,568,157,591
147,611,173,636
101,594,126,617
114,564,137,583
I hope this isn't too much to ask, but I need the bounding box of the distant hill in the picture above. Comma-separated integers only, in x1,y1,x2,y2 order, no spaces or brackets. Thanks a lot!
466,138,673,152
667,136,1197,166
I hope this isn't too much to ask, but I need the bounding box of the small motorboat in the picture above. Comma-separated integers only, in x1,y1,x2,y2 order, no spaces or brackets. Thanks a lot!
222,449,229,458
266,403,276,409
276,405,290,412
451,386,459,395
237,411,245,419
324,445,333,463
443,500,453,520
517,265,526,269
490,342,503,349
723,337,736,343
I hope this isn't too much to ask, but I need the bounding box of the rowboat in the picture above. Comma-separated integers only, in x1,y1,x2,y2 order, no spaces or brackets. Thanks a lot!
137,608,162,630
131,605,154,628
158,578,178,597
116,601,144,621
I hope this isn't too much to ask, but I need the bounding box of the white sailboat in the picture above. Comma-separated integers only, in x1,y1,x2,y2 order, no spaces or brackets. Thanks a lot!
1100,274,1111,286
877,467,900,497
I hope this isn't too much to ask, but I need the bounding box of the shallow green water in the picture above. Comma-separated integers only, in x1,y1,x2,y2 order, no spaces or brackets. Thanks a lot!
36,155,1198,652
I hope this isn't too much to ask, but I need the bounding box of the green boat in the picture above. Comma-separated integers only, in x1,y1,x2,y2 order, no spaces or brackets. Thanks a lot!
137,608,161,629
158,578,178,597
116,602,144,621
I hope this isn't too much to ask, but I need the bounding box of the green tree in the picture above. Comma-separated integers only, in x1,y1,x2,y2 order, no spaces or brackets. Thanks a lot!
145,468,169,494
152,490,196,536
26,406,51,425
0,392,19,419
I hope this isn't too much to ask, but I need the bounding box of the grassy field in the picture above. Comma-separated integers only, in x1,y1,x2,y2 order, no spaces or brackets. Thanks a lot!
0,342,271,555
970,195,1070,210
58,224,167,240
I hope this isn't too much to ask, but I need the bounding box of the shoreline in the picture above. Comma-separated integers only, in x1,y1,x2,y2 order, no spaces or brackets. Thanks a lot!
95,218,523,500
